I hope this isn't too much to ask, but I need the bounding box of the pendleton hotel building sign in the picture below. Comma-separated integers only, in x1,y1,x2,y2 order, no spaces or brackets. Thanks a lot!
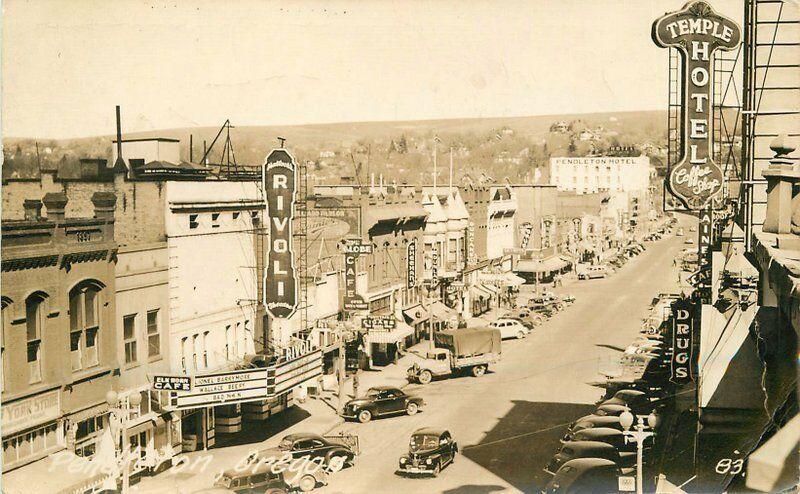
263,148,299,319
652,1,741,210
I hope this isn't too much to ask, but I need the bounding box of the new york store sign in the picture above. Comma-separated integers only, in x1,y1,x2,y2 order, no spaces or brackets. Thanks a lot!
263,149,298,319
652,1,741,210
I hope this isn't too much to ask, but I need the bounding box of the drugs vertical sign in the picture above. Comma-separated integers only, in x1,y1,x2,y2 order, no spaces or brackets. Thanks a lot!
263,149,298,319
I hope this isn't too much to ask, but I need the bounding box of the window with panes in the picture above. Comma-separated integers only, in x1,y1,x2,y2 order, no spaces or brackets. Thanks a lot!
146,310,160,359
25,294,45,384
123,314,137,364
69,283,101,371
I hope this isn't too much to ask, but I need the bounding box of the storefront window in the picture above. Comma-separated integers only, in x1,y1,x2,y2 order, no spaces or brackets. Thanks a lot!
3,423,60,467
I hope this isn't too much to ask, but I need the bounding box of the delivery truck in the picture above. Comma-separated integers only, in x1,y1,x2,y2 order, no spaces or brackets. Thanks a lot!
407,327,502,385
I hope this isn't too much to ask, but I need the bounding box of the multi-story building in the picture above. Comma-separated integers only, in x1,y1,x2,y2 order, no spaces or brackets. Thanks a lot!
549,156,650,195
2,192,118,491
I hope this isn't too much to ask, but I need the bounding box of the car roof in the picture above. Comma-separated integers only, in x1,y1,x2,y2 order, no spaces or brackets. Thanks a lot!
574,427,623,438
368,385,402,392
576,415,623,425
560,457,618,471
413,427,448,436
282,432,325,442
561,441,618,453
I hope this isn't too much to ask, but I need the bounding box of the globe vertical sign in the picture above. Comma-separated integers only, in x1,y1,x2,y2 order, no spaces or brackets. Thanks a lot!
652,1,741,210
263,148,298,319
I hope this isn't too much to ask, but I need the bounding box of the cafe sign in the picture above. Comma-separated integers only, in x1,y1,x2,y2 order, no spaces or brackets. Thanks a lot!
263,148,298,319
653,1,741,210
342,240,372,313
361,315,397,331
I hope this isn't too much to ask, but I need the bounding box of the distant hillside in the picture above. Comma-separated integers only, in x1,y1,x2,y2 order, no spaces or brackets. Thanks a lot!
4,110,669,183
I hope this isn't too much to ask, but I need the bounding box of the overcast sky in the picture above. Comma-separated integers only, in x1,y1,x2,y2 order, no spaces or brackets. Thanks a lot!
2,0,743,139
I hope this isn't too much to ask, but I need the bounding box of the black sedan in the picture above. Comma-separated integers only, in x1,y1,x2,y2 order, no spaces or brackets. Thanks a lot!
397,428,458,477
342,386,425,423
256,433,356,472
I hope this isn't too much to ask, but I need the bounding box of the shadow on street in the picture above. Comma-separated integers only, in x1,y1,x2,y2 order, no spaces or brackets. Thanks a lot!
461,400,595,493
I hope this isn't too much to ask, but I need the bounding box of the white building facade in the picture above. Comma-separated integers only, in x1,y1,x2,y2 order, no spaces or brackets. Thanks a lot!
549,156,651,195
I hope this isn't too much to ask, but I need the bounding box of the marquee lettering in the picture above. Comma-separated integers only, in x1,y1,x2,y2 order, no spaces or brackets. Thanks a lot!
263,149,298,319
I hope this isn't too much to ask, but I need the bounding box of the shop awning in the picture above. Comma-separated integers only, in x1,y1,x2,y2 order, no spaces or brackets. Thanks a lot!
2,451,114,494
746,414,800,492
472,284,498,298
403,304,429,324
515,256,567,273
364,322,414,345
431,301,457,321
478,272,525,287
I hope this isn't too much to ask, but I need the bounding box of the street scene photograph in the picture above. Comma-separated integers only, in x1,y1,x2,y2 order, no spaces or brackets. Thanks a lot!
1,0,798,493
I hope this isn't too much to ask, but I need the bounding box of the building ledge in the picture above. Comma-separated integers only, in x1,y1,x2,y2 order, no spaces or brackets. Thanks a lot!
753,230,800,337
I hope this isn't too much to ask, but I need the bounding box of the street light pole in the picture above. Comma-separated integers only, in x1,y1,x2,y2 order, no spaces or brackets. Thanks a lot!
620,411,658,494
106,390,142,494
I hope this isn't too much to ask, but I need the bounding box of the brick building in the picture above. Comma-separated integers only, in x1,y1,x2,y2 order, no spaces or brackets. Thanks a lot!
1,192,118,484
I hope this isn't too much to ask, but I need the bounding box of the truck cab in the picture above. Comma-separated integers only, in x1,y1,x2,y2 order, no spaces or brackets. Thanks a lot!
407,349,452,384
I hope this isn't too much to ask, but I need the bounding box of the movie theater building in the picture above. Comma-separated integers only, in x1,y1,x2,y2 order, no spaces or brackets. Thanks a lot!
1,192,119,490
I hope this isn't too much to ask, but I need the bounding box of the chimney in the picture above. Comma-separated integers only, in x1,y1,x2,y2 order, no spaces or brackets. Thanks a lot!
42,192,68,222
23,199,43,221
91,192,117,219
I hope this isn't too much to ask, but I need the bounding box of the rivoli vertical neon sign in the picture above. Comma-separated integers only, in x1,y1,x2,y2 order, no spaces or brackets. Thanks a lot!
263,148,298,319
652,1,741,210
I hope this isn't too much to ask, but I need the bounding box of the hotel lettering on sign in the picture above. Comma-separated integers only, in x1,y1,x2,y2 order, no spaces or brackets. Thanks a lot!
263,149,298,319
670,297,696,384
652,1,741,210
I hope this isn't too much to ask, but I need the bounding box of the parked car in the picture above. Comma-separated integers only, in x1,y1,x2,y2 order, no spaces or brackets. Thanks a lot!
577,265,607,280
568,427,631,452
526,298,558,317
502,309,544,328
255,433,357,472
489,318,531,339
562,415,625,442
543,458,622,494
213,459,327,493
598,389,661,414
593,403,631,417
546,441,633,475
397,428,458,477
342,386,425,423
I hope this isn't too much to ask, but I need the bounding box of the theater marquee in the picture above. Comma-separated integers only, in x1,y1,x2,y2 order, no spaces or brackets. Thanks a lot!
652,1,741,210
263,148,298,319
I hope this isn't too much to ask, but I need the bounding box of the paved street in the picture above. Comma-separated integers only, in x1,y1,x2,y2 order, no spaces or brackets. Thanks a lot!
133,226,690,494
314,232,686,494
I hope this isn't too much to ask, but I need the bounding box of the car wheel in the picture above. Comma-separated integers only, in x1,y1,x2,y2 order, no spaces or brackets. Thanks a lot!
297,474,317,492
532,315,544,326
432,461,441,477
406,402,419,416
471,365,486,377
517,331,525,339
357,409,372,423
326,452,348,472
418,369,433,385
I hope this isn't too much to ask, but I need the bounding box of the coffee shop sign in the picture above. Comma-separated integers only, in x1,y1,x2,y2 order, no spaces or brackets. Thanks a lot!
652,1,741,210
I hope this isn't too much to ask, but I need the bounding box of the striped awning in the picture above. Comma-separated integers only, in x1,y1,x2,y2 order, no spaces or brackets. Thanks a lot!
364,323,414,344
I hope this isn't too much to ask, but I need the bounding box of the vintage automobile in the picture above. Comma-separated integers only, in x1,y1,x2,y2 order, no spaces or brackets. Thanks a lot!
568,427,632,452
593,404,631,417
562,415,625,442
342,386,425,423
543,458,623,494
597,389,661,413
501,309,545,329
212,459,327,493
256,433,357,472
489,318,531,339
577,265,608,280
545,441,634,475
526,297,559,316
397,428,458,477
